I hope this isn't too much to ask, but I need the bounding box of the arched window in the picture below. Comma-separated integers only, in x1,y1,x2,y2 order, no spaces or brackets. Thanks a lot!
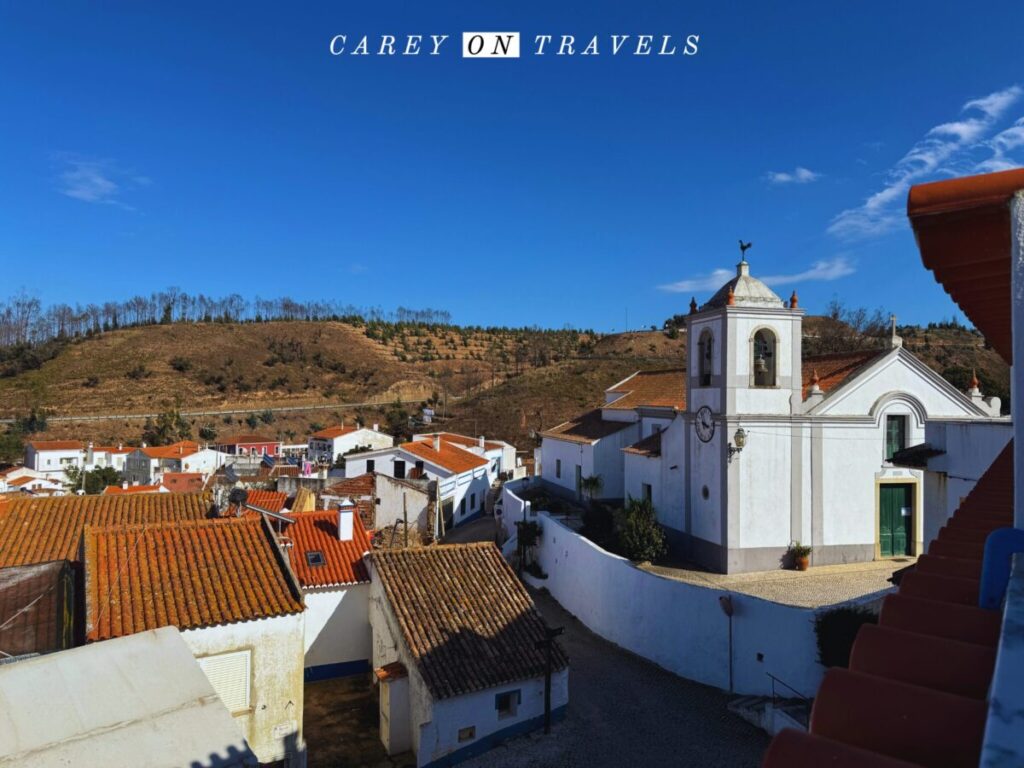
698,329,713,387
752,329,777,387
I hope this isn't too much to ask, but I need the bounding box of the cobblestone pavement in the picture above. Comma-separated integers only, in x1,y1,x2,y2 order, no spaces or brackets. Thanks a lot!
440,515,500,545
643,556,914,608
461,590,769,768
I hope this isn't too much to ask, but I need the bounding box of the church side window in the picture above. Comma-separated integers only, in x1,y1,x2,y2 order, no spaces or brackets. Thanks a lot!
698,330,713,387
752,329,777,387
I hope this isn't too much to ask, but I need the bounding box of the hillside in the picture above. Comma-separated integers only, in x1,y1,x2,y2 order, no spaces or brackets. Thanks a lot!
0,318,1008,451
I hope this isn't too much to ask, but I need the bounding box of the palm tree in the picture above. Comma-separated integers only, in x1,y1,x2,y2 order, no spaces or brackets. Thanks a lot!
579,474,603,504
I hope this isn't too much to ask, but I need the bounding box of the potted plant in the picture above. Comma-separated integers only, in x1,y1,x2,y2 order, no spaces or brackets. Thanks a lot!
789,542,812,571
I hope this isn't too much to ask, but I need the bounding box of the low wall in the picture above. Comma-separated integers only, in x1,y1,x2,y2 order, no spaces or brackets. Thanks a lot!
526,513,826,697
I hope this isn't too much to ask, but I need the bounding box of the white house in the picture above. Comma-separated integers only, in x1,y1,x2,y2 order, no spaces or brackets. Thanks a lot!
83,516,307,766
24,440,84,480
322,473,433,539
538,370,685,500
367,543,569,768
0,466,55,494
83,442,134,473
0,626,257,767
411,432,517,477
123,440,227,485
542,258,1006,574
345,434,497,535
308,424,395,464
285,505,373,681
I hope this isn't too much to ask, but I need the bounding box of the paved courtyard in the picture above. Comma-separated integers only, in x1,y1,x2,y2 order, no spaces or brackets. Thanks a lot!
643,556,914,608
440,515,500,544
304,590,768,768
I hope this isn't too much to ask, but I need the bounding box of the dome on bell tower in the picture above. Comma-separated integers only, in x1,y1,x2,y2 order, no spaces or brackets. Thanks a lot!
703,260,784,309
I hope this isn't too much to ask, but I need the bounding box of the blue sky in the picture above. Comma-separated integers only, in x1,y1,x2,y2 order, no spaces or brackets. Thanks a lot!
1,2,1022,331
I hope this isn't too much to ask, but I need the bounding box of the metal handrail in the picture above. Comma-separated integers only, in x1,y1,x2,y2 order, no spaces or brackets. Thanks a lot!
767,673,811,728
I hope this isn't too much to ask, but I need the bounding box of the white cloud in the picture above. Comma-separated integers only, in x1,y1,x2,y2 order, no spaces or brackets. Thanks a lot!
54,154,147,210
829,85,1024,240
766,166,820,184
658,257,853,293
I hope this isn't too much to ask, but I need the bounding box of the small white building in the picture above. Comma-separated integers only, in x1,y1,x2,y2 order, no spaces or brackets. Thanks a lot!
322,473,433,539
83,442,135,473
24,440,84,480
538,370,685,501
84,516,307,766
345,434,498,535
367,543,569,768
308,424,395,465
285,505,373,681
0,626,258,767
124,440,227,485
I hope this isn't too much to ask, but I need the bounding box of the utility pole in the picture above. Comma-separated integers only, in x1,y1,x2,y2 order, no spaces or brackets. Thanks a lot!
535,626,564,734
403,494,409,548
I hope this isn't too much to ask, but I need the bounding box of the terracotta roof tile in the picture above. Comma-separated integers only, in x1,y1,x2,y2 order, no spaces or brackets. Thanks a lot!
540,409,633,445
28,441,83,451
370,542,567,700
242,489,288,514
161,472,205,493
311,426,358,440
287,511,371,588
623,430,663,457
141,441,201,460
95,445,135,455
414,433,504,451
802,349,888,399
102,484,164,495
84,517,303,641
0,493,213,568
324,473,376,499
0,561,71,656
604,369,686,410
400,440,488,474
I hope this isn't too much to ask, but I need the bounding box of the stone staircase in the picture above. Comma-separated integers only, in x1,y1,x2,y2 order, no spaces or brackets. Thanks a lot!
727,694,811,736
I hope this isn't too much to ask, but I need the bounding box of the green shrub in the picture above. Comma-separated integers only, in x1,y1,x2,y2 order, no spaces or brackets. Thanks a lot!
617,497,666,563
814,607,878,668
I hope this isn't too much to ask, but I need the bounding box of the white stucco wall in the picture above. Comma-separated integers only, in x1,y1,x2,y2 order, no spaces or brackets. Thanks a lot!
538,438,590,498
303,584,370,674
375,477,432,533
528,513,823,697
181,612,305,765
921,418,1013,545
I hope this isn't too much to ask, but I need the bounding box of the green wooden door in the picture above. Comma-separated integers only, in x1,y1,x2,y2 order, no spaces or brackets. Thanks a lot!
879,484,913,557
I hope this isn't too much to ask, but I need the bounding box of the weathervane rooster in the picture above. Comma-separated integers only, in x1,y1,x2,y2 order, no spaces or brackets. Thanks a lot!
739,240,752,260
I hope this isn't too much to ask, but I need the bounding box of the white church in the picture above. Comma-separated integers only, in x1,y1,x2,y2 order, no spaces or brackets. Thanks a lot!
539,258,1005,573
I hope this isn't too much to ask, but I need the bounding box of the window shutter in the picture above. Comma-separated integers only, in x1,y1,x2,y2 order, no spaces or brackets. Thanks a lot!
198,650,251,713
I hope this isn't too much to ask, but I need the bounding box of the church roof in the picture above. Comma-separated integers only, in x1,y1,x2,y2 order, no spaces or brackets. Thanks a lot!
704,260,784,309
605,369,686,411
801,349,889,399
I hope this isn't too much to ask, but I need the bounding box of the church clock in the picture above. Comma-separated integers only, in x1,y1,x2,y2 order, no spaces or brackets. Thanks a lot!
695,405,715,443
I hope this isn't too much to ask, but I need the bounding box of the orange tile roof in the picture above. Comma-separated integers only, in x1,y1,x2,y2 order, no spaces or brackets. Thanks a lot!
763,440,1013,767
140,440,201,460
802,349,888,399
102,484,164,495
604,369,686,411
8,476,46,488
540,409,633,445
907,168,1024,364
216,434,279,445
84,517,304,641
161,472,205,493
287,511,371,588
311,426,358,440
324,473,376,498
95,445,135,455
623,430,663,457
0,493,213,568
28,441,83,451
370,543,568,699
400,439,488,474
242,489,288,514
415,433,504,451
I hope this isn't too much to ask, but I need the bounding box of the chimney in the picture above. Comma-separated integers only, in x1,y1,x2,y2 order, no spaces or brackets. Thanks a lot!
433,434,441,452
122,480,128,489
478,435,485,449
338,503,354,542
372,423,379,432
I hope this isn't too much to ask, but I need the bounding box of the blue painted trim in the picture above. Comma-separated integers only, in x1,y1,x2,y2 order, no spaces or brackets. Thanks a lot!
980,527,1024,609
421,705,567,768
304,659,369,682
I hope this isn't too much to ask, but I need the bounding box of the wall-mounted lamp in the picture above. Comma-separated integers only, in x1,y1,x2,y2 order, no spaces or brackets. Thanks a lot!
728,427,747,462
